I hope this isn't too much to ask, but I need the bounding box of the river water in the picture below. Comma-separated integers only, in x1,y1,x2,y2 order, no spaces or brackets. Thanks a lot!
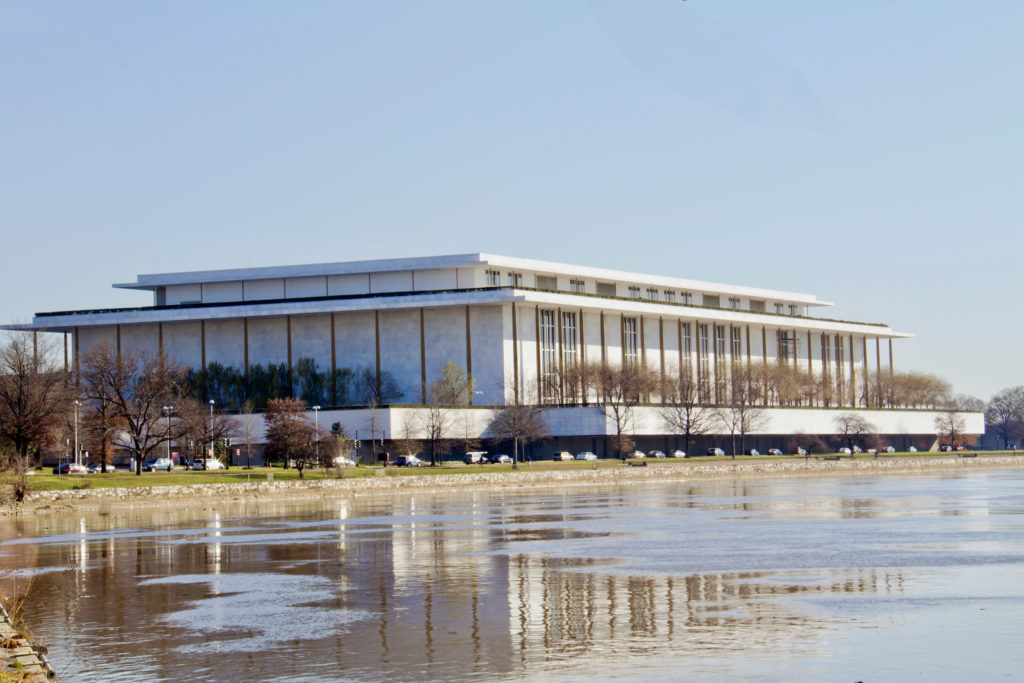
2,470,1022,682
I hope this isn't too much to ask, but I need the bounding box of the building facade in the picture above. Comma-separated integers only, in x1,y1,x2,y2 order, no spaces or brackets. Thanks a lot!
8,253,980,455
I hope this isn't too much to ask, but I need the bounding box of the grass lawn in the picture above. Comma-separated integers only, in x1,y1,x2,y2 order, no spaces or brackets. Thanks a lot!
8,450,1006,493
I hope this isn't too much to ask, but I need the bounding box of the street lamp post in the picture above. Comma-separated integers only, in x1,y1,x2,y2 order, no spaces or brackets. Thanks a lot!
312,405,321,468
208,399,215,464
73,400,81,467
162,405,174,466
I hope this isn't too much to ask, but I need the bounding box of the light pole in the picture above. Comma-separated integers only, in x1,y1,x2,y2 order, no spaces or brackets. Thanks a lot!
73,400,81,467
208,399,215,463
162,405,174,465
312,405,321,468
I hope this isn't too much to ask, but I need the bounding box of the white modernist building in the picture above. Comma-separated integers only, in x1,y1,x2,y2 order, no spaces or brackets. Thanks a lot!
10,253,979,457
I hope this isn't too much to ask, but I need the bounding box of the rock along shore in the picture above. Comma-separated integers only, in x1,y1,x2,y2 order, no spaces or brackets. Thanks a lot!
0,600,54,681
13,454,1024,514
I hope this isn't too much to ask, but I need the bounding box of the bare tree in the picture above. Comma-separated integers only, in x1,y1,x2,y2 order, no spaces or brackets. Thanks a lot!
488,385,548,468
934,395,981,450
432,362,474,405
592,362,658,461
394,414,420,459
0,333,70,496
834,412,877,452
716,367,767,457
79,343,186,475
328,423,355,477
79,394,123,472
457,410,482,455
263,397,315,477
416,362,474,466
659,370,713,458
177,398,237,467
985,386,1024,448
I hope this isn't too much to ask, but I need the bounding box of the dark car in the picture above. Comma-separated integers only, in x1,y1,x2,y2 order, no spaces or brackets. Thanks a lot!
395,455,425,467
142,457,173,472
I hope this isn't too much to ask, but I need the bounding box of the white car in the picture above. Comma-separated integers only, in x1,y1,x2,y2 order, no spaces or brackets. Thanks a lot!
668,450,686,458
908,446,918,452
631,450,646,459
333,456,357,467
553,451,574,461
192,458,225,470
884,446,895,453
838,447,852,454
649,450,666,458
575,451,598,461
767,448,783,456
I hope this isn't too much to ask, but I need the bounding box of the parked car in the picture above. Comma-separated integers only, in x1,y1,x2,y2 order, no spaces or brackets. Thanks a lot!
767,448,783,456
668,450,686,458
940,445,953,452
53,462,88,475
908,446,918,452
838,447,852,454
553,451,574,461
142,457,173,472
575,451,598,461
852,445,862,453
333,456,357,467
884,446,895,453
191,458,225,471
87,463,116,474
463,451,488,464
648,450,666,458
489,454,513,464
630,450,646,459
395,455,425,467
745,449,760,456
706,448,725,456
793,447,808,456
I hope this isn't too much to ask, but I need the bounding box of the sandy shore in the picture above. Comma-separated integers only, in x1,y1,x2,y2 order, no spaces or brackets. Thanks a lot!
10,454,1023,515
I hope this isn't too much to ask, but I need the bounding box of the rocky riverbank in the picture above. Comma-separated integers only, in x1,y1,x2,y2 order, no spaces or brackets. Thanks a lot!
11,454,1024,514
0,601,54,681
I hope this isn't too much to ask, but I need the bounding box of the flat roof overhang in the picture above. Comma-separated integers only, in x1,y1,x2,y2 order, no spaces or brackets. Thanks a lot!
7,287,910,339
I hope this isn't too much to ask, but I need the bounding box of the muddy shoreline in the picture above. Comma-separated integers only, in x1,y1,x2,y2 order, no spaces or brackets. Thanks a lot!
9,454,1023,515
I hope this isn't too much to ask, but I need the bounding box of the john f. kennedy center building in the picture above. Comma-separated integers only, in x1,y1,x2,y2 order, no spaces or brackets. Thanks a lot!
11,253,979,456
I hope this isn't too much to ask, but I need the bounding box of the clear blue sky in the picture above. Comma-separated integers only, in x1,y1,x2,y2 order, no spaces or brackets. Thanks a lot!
3,1,1021,401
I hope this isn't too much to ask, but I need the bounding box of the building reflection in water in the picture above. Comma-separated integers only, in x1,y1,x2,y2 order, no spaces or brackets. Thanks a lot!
1,474,1009,681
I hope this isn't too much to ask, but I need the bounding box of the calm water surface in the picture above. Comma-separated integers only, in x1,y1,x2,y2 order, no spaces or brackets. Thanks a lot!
2,470,1023,682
